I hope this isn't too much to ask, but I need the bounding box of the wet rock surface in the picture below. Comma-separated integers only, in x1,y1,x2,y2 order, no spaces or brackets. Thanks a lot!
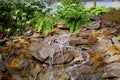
0,20,120,80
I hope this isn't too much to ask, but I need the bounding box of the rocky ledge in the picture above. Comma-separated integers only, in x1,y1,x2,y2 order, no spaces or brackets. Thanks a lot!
0,20,120,80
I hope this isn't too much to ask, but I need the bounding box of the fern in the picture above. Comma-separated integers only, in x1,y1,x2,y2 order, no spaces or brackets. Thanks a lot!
30,8,56,36
56,2,91,33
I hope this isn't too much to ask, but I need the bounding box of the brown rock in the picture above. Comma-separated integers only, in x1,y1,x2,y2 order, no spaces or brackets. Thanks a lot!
84,21,101,30
29,63,42,80
104,55,120,64
32,33,40,38
29,42,52,62
68,37,88,46
112,37,120,50
0,39,6,45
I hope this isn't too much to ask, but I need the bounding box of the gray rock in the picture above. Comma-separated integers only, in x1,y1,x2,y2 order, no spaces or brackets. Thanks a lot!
104,62,120,78
24,30,33,36
84,21,101,30
90,15,100,21
91,72,103,80
29,42,52,62
29,35,90,65
53,51,74,64
18,59,32,68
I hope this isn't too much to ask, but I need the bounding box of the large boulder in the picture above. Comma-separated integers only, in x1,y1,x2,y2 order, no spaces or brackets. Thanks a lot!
29,35,89,65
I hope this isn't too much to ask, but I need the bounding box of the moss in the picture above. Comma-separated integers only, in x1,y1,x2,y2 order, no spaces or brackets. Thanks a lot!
6,54,25,70
88,50,104,74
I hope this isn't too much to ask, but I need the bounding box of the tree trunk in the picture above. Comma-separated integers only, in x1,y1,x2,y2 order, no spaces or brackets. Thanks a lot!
94,0,96,7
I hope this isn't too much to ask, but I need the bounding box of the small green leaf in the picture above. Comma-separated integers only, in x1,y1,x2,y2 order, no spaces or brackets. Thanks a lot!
117,36,120,39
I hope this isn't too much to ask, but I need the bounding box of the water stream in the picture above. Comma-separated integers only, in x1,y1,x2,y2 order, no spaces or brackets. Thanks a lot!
43,32,90,79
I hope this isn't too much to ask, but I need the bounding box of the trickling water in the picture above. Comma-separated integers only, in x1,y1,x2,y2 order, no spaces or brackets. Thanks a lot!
49,45,55,80
43,32,90,79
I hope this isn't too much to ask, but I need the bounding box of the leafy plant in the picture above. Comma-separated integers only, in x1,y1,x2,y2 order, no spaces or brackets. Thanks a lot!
59,0,80,6
30,9,56,36
84,6,107,15
55,1,91,33
0,0,45,38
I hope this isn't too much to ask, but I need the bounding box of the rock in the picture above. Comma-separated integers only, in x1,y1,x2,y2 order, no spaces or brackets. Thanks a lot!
0,54,2,62
84,21,101,30
29,63,42,80
90,15,100,21
79,30,92,38
0,54,5,71
32,33,40,38
68,37,88,46
0,74,9,80
12,75,24,80
29,42,54,62
30,37,41,42
64,64,92,80
104,55,120,64
45,46,82,65
29,35,89,65
107,28,117,35
55,20,69,30
91,36,117,57
115,26,120,32
116,78,120,80
91,72,103,80
45,36,88,46
56,24,69,30
77,64,92,74
0,39,6,45
106,21,116,27
53,51,74,65
24,30,33,36
6,54,32,74
104,62,120,78
12,39,19,43
52,28,70,36
54,71,69,80
112,37,120,50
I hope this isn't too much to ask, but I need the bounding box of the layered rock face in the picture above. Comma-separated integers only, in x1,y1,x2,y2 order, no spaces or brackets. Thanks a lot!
0,18,120,80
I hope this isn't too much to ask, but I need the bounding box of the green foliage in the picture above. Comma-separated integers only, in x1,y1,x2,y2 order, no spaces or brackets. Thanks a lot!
0,0,45,38
60,0,81,6
30,10,55,36
117,36,120,39
84,6,107,15
55,2,91,33
0,0,108,37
